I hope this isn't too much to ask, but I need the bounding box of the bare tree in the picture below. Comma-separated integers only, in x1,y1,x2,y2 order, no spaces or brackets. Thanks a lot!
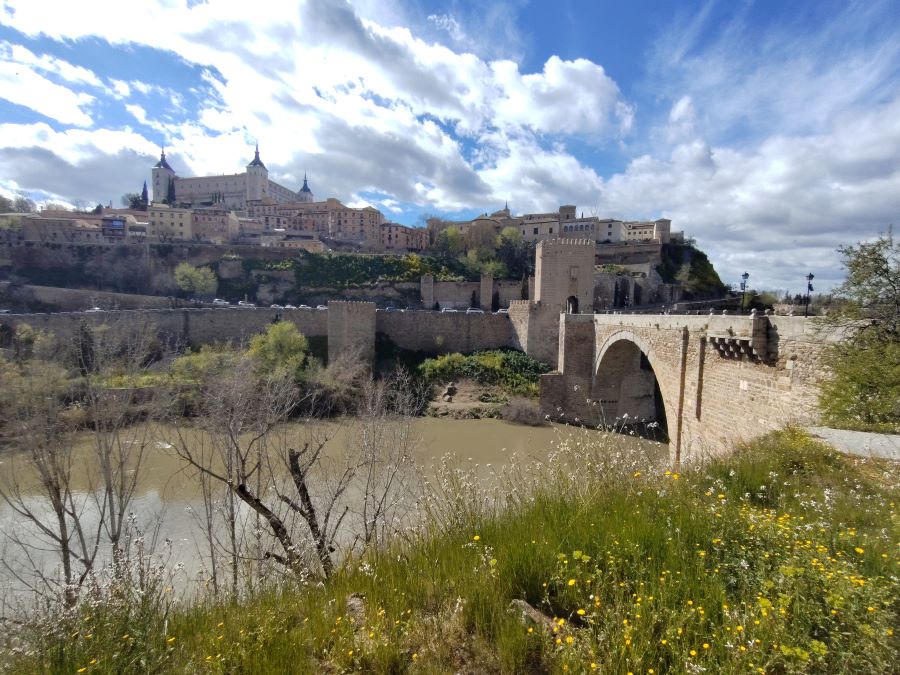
0,317,165,607
167,357,421,584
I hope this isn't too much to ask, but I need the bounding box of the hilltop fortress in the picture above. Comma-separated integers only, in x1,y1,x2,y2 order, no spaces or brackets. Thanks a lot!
151,146,314,210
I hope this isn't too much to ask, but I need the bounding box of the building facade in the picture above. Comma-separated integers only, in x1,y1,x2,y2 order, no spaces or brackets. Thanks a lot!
151,146,311,210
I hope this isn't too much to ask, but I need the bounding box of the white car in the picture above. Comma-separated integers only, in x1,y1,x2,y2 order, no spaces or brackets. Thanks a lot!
212,298,230,306
237,300,256,307
495,308,509,314
466,307,484,314
316,305,328,310
298,304,312,310
270,304,284,309
440,308,458,313
283,304,297,309
85,306,103,313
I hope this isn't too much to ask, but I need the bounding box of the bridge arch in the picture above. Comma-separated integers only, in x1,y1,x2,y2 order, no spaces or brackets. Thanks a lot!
592,330,675,440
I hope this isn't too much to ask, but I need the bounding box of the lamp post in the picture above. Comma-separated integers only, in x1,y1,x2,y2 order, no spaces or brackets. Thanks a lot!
740,271,749,314
805,273,814,317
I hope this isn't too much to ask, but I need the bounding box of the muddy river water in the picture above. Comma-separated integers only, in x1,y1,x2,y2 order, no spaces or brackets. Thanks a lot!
0,418,665,599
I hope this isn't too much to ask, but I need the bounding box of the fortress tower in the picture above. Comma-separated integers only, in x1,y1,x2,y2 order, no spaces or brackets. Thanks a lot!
151,149,175,203
534,238,596,314
245,144,268,202
508,238,596,367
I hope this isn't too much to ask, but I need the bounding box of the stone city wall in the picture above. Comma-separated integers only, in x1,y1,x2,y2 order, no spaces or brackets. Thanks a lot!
376,310,512,354
0,307,328,350
0,283,174,312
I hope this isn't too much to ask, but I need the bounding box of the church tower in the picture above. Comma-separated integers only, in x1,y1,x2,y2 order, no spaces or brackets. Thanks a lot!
151,149,176,203
297,173,315,203
245,144,268,203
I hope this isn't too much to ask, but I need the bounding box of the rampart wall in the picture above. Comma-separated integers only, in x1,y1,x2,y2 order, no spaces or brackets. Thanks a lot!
376,310,511,354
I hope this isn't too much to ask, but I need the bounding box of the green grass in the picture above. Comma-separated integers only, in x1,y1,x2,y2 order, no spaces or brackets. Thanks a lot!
6,429,899,673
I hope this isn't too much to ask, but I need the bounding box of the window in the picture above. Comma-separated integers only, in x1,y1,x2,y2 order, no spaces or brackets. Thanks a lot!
549,227,553,234
533,227,538,235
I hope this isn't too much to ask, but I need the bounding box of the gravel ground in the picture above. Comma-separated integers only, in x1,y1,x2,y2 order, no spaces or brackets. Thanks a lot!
806,426,900,461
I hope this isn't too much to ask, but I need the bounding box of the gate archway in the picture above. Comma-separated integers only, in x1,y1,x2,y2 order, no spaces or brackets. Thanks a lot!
593,332,671,441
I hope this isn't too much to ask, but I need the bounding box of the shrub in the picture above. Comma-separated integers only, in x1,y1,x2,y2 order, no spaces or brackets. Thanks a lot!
419,349,551,396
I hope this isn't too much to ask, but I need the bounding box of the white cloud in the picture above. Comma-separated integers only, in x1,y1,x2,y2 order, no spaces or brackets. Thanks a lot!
427,14,465,43
491,56,631,137
1,41,102,86
598,96,900,289
110,79,131,98
0,61,94,126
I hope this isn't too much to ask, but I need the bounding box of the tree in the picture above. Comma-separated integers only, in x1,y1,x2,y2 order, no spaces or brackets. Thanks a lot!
432,226,464,262
167,362,419,585
121,193,145,210
497,226,534,279
0,317,165,606
248,321,310,380
0,195,37,212
174,263,218,298
819,232,899,431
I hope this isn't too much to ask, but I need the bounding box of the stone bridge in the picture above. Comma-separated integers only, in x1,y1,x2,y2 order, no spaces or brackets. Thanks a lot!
540,310,841,462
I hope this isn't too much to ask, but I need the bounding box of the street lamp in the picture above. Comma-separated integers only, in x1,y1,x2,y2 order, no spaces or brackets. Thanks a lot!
805,273,814,317
740,272,749,314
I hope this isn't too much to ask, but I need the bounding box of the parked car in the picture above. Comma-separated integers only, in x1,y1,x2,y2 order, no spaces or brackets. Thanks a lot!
440,308,458,313
298,304,312,310
283,304,297,309
466,307,484,314
270,304,284,309
495,308,509,314
237,300,256,307
316,305,328,310
85,306,103,313
384,306,401,312
212,298,230,306
0,309,10,314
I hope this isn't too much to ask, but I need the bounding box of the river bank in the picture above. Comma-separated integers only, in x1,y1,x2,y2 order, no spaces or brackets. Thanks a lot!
4,428,897,674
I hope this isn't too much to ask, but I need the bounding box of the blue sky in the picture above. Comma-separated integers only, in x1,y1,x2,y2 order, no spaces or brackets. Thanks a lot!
1,0,898,291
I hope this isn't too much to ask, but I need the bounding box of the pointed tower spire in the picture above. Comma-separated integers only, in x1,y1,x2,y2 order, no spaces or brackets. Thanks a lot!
154,147,173,171
247,143,266,169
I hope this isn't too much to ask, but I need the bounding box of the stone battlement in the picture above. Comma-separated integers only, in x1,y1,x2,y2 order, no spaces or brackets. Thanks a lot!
537,238,594,249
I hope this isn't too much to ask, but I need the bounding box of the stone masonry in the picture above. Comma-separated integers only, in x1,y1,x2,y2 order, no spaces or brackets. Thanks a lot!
542,310,843,462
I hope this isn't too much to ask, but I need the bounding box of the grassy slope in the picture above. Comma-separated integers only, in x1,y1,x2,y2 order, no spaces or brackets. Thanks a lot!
13,429,899,674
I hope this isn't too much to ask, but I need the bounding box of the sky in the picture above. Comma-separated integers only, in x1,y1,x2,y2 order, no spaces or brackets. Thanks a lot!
0,0,898,292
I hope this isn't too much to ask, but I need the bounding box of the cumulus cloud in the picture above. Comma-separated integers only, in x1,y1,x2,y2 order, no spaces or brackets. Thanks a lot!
598,96,900,288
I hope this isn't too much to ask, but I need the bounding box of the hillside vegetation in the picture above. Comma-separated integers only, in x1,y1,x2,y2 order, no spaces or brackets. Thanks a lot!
6,429,898,674
657,242,727,298
290,251,472,287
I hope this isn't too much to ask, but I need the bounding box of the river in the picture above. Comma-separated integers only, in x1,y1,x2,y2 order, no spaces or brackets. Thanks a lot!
0,418,666,602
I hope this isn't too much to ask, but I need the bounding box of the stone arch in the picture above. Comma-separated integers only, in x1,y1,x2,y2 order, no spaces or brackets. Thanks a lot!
592,330,675,440
566,295,579,314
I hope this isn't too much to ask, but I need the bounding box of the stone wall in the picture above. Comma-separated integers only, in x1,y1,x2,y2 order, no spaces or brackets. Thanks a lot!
376,310,511,354
0,283,174,312
328,302,376,364
0,307,328,350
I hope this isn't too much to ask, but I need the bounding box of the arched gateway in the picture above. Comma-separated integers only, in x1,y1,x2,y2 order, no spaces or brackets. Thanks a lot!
593,331,671,440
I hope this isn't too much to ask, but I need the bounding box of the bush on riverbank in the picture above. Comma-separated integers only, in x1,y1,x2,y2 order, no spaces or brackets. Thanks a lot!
419,349,552,397
5,428,897,674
